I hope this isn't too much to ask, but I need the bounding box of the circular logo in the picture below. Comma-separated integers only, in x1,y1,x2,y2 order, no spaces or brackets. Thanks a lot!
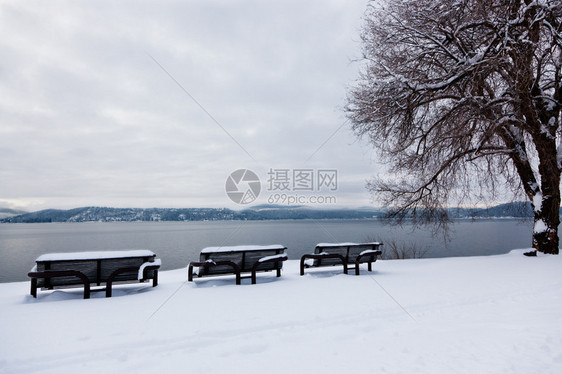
225,169,261,204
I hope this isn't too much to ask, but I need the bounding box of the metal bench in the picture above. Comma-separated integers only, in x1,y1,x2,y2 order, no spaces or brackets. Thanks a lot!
28,250,161,299
300,242,382,276
188,245,288,285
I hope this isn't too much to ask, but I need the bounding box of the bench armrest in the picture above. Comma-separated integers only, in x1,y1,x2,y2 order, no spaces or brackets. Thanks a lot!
359,249,382,256
28,269,91,299
251,254,288,284
188,260,242,285
258,254,288,263
299,253,347,275
352,250,382,275
138,259,161,280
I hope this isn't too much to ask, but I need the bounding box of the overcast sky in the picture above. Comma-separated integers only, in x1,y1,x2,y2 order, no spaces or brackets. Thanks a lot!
0,0,385,211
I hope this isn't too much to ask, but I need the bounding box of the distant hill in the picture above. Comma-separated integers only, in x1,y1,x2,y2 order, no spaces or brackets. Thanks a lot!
471,201,534,218
441,202,535,219
1,202,549,224
0,208,27,219
0,206,383,223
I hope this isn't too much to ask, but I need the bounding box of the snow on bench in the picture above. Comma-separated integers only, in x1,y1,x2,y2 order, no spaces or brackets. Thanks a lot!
200,245,286,254
315,242,382,248
138,258,162,280
35,250,156,262
258,253,289,263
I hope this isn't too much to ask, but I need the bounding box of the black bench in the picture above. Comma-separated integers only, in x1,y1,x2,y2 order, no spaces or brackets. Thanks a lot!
28,250,161,299
300,242,382,276
188,245,288,285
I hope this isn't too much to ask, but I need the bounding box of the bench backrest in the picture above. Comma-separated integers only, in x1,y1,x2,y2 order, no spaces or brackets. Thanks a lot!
36,255,157,287
313,243,381,266
198,248,285,276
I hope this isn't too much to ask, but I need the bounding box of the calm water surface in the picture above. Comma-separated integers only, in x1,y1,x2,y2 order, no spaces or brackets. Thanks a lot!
0,219,533,283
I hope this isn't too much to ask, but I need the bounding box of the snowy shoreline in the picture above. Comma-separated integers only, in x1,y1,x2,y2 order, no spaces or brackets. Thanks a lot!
1,249,561,373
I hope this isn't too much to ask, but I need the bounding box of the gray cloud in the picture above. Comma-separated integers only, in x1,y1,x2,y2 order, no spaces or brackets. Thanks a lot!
0,0,382,211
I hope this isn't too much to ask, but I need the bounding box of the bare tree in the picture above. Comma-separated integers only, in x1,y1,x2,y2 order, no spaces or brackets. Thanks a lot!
346,0,561,254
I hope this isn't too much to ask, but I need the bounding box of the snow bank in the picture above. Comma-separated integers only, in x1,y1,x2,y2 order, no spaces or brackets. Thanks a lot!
1,249,561,374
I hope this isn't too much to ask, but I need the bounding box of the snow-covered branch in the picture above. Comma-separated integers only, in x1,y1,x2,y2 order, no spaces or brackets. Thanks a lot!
347,0,561,253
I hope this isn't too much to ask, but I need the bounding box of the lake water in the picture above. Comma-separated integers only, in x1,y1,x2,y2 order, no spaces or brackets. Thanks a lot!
0,219,534,283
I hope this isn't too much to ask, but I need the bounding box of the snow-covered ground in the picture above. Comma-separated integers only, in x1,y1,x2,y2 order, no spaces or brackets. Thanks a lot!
1,249,561,374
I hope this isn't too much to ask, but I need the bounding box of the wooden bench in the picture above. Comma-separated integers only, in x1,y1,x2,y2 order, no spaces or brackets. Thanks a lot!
28,250,161,299
188,245,288,285
300,242,383,276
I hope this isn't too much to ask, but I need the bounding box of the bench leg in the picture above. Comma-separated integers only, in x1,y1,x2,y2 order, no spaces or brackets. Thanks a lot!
354,254,378,276
353,261,374,275
83,283,91,299
251,258,288,284
152,270,158,287
106,267,138,297
187,263,194,282
300,256,307,276
30,278,37,298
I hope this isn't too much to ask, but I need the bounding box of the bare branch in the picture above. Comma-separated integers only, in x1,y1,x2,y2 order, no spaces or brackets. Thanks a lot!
347,0,561,254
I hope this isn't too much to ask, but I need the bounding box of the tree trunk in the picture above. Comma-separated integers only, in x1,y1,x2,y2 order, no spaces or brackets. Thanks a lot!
532,129,560,254
533,215,560,255
532,189,560,255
